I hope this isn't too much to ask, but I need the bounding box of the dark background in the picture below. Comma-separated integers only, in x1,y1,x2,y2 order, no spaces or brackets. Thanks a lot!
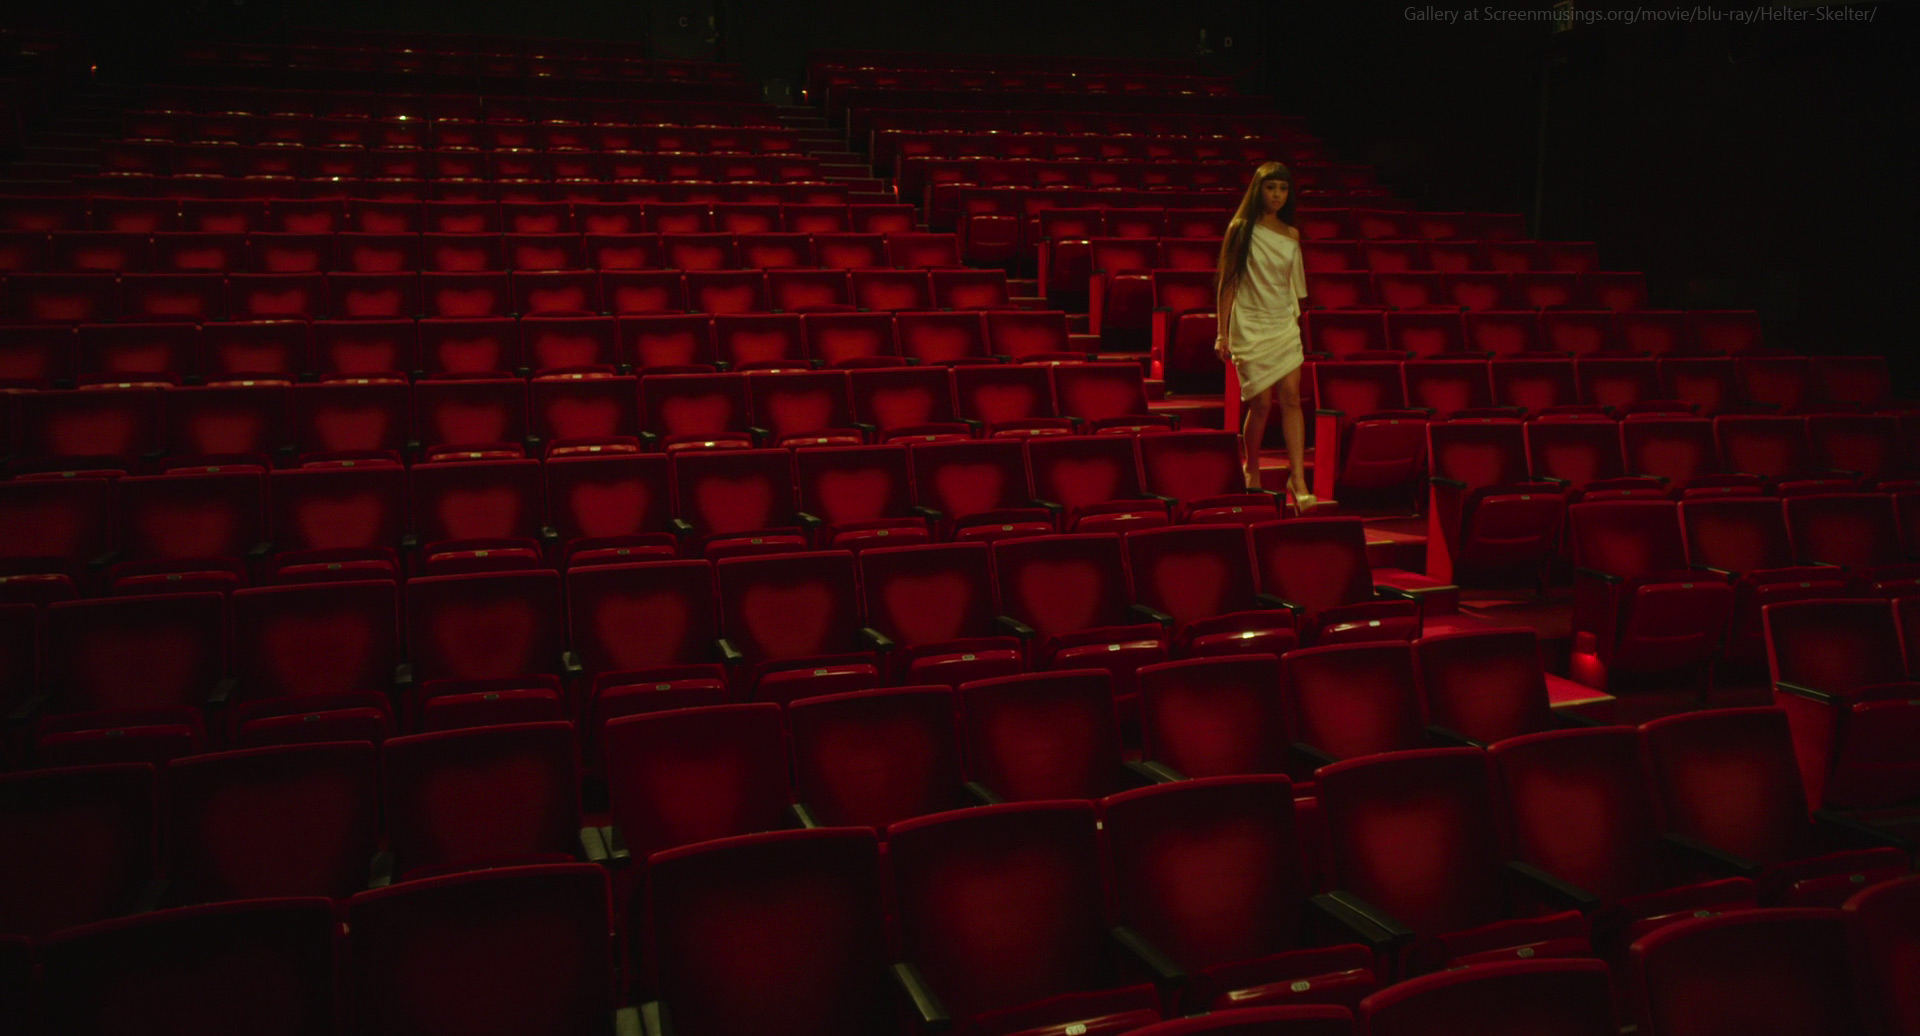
14,1,1911,377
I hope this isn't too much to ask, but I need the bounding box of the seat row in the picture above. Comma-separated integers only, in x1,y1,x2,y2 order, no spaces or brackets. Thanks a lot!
126,92,776,128
1760,596,1920,814
996,211,1574,276
95,144,825,184
828,84,1273,132
0,265,1045,324
2,308,1100,386
2,229,975,275
897,147,1362,199
120,117,807,154
6,865,1914,1036
815,62,1235,97
1023,229,1566,283
1319,404,1918,510
48,175,860,205
875,123,1318,169
1566,499,1920,692
1418,418,1920,579
0,437,1316,590
1299,237,1606,273
864,103,1313,145
900,157,1253,209
0,197,914,235
0,517,1453,740
883,131,1299,171
1292,269,1649,314
5,726,1914,1033
180,40,743,83
1312,355,1895,433
1297,308,1779,361
1096,270,1678,356
172,55,759,106
0,361,1177,471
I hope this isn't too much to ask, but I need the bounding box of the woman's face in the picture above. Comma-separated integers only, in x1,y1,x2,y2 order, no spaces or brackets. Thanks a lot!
1260,178,1290,215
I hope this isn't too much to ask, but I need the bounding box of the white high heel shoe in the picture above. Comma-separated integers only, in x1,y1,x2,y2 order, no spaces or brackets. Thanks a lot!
1288,481,1318,513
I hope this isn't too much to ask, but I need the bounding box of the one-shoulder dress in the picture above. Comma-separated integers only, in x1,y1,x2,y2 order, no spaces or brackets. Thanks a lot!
1225,222,1308,400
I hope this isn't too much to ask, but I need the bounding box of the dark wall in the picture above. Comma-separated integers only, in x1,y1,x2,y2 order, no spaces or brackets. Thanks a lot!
1534,16,1912,362
1268,7,1911,363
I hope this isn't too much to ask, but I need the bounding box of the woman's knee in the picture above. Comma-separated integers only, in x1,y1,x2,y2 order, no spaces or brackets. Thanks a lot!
1244,391,1273,415
1274,381,1301,408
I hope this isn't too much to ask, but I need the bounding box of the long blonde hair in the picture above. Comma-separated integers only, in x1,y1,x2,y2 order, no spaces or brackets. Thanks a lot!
1216,161,1295,301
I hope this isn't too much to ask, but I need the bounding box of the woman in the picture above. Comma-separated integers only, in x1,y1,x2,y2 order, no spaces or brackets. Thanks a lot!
1214,160,1314,510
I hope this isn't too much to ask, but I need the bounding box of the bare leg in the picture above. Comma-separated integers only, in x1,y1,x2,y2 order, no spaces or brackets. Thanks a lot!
1239,386,1273,488
1276,368,1310,503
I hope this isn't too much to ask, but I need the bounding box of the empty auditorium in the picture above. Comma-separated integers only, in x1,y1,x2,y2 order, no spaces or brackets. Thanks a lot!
0,1,1912,1033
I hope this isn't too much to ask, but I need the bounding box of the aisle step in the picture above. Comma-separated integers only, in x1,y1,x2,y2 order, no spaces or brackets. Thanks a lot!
1362,517,1428,571
1372,567,1458,616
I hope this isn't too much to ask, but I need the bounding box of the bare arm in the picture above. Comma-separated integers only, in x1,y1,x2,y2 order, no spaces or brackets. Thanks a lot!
1214,281,1237,360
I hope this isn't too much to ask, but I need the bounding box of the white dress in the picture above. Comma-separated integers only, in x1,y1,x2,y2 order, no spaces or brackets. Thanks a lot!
1226,223,1308,400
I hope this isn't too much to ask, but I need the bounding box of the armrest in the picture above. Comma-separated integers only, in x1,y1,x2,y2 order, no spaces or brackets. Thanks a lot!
995,614,1035,639
1110,925,1187,986
716,638,744,665
963,780,1004,806
562,651,585,680
890,962,951,1029
205,677,239,707
367,850,395,889
600,824,632,864
246,540,272,563
1032,497,1064,516
1425,723,1485,748
1289,741,1338,769
1313,408,1345,418
1689,563,1736,577
1774,680,1835,705
1309,891,1414,949
1128,602,1174,627
910,504,945,521
859,626,897,652
746,425,772,443
398,533,420,555
1575,566,1623,584
1430,476,1467,489
126,873,166,914
1254,592,1303,613
1505,860,1601,910
579,825,610,863
852,420,878,436
1814,808,1915,852
1536,475,1571,487
1373,584,1417,601
1663,831,1764,877
392,662,415,690
669,517,696,538
1123,759,1184,785
794,510,825,531
4,691,48,725
790,802,820,829
1146,492,1179,507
